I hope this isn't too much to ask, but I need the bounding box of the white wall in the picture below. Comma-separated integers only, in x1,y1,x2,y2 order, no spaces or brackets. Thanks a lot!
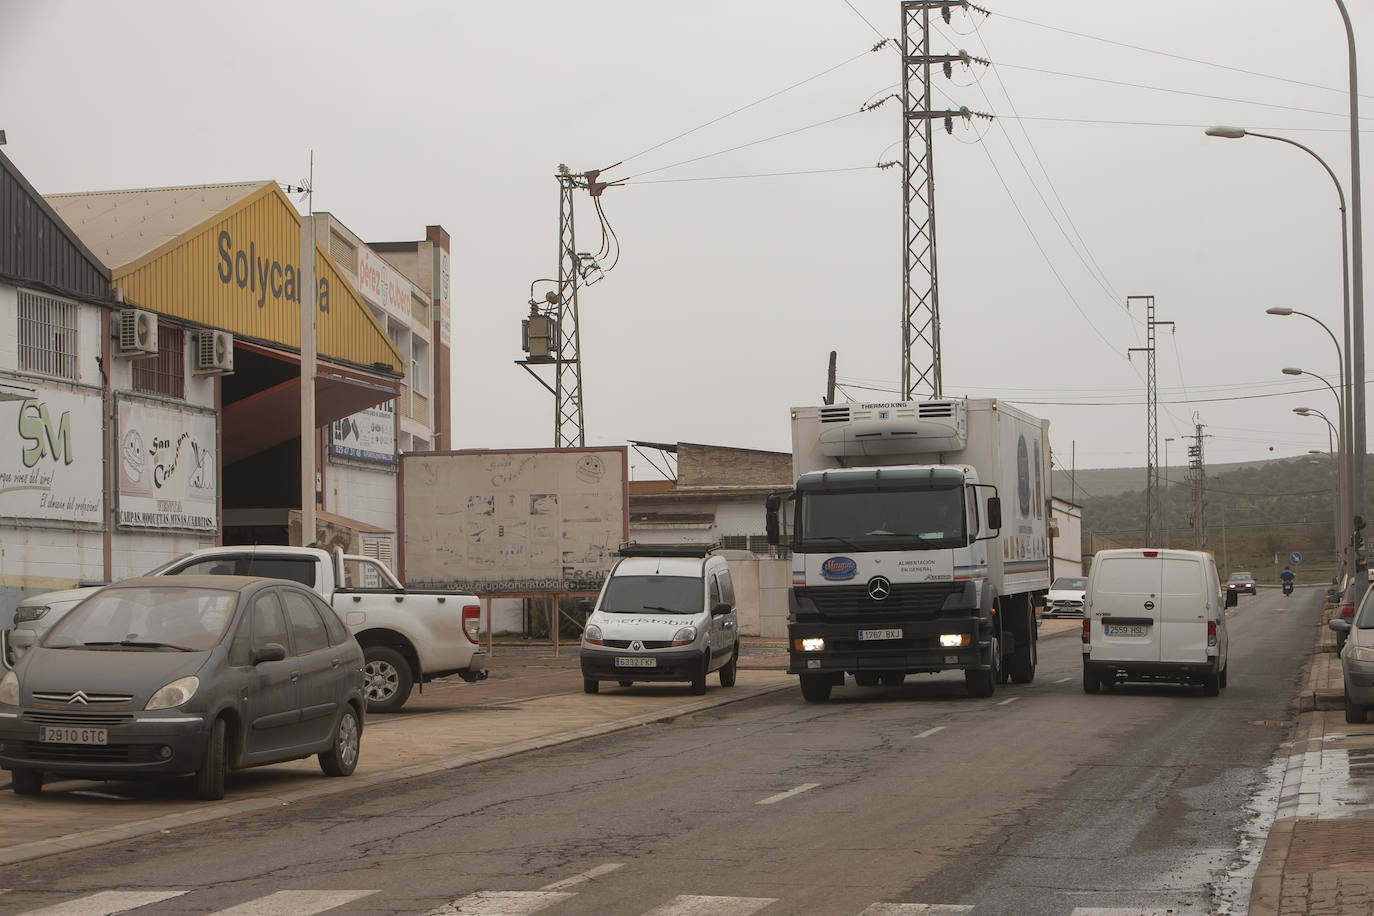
325,460,397,533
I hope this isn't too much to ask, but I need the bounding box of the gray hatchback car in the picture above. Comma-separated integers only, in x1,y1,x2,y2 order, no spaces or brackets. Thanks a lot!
1332,587,1374,723
0,576,365,800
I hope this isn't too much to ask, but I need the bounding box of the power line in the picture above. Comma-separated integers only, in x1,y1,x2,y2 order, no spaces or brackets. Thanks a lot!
629,165,876,185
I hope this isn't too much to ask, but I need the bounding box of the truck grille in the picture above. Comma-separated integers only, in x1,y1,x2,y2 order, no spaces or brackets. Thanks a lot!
799,582,966,618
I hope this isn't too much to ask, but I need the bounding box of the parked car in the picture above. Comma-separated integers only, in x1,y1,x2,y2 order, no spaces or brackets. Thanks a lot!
1226,572,1257,596
1330,589,1374,723
1042,576,1088,618
5,545,486,713
1082,548,1233,696
0,576,365,800
579,546,739,695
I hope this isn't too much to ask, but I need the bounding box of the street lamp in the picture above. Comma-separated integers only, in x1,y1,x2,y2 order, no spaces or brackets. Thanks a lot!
1290,372,1348,576
1207,125,1356,585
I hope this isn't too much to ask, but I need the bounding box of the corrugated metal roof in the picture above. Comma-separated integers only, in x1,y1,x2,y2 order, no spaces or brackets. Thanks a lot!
0,150,110,298
46,181,265,269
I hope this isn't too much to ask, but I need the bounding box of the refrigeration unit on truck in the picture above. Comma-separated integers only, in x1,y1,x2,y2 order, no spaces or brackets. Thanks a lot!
766,398,1051,701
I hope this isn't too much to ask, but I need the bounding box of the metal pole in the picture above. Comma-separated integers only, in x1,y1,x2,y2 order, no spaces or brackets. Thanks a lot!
299,152,316,547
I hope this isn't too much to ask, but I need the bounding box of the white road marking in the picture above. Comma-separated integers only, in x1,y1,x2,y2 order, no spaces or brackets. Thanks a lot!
1069,909,1199,916
859,905,973,915
913,726,945,739
641,895,777,915
756,782,821,805
211,890,378,915
1054,676,1072,684
540,863,623,890
997,697,1020,706
20,890,189,915
424,891,575,916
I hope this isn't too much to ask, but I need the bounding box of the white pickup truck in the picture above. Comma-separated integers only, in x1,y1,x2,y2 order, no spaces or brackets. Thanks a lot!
4,546,487,713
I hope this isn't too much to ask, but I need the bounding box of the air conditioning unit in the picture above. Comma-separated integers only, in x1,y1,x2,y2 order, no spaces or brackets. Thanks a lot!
115,309,159,358
195,330,234,374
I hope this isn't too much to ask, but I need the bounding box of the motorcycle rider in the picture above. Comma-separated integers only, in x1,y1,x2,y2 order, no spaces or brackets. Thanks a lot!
1280,566,1296,594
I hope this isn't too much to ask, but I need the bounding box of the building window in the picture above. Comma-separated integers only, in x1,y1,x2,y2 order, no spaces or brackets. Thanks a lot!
132,324,185,398
411,338,430,396
17,290,78,380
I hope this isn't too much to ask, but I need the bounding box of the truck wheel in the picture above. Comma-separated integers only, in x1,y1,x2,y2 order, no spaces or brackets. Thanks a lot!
965,636,999,698
1083,667,1100,694
583,677,600,694
363,646,414,713
10,767,42,796
194,717,227,801
690,652,709,695
799,675,832,702
318,706,361,777
1009,611,1037,684
1202,672,1220,697
719,643,739,688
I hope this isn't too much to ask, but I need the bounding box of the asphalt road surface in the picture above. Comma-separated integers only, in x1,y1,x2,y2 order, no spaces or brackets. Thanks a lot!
0,588,1319,916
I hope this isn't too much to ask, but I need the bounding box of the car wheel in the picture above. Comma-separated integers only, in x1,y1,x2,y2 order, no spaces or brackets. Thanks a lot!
719,643,739,688
1202,672,1220,697
318,705,361,777
10,767,42,796
799,675,832,702
194,717,227,801
1346,687,1368,724
1083,666,1101,695
583,677,599,695
965,636,999,698
363,646,414,714
690,651,708,695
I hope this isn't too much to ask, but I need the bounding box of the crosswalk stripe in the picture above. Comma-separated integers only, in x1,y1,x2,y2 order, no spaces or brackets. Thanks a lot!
640,895,777,915
756,783,820,805
858,906,973,915
19,890,189,916
424,891,575,916
210,890,378,915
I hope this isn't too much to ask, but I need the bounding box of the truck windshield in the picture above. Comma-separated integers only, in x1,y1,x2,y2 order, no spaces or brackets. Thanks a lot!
600,576,702,614
796,486,966,550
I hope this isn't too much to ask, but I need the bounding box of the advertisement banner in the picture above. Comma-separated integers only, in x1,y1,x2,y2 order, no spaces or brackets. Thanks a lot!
117,397,218,531
0,384,104,524
355,247,413,324
329,401,396,464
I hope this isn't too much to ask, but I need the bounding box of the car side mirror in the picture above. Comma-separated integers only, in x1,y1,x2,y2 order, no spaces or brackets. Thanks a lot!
253,643,287,664
1329,618,1353,634
1225,589,1238,609
711,602,732,617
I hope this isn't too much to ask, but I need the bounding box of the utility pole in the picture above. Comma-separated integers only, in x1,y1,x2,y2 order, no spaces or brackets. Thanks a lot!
898,1,989,399
1127,296,1174,546
1186,420,1210,550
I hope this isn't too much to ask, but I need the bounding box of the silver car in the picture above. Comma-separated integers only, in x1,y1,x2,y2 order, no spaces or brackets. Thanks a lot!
1331,590,1374,723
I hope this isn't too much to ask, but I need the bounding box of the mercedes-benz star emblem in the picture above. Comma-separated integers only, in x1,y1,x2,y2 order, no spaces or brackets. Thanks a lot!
630,641,643,651
868,576,892,601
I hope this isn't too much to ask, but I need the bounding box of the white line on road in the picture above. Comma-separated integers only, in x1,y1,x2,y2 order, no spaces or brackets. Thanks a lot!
997,697,1020,706
1054,677,1072,684
540,863,624,890
641,895,778,915
913,727,945,739
1069,909,1195,916
424,891,575,916
211,890,378,915
859,904,973,914
20,890,189,916
756,783,821,805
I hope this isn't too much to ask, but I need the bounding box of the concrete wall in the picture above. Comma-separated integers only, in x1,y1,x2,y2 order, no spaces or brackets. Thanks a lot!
325,460,398,534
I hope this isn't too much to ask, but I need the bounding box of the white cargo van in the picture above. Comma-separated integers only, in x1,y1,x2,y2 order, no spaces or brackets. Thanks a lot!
579,546,740,696
1082,548,1233,696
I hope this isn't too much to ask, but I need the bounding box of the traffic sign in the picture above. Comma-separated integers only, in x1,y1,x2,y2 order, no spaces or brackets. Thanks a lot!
1291,552,1303,565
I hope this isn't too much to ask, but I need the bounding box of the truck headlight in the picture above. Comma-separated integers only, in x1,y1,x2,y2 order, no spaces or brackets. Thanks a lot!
0,671,18,706
794,638,825,652
584,624,604,646
940,634,970,648
671,626,698,647
145,676,199,711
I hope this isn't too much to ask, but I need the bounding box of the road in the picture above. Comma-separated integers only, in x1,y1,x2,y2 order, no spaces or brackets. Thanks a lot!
0,589,1318,916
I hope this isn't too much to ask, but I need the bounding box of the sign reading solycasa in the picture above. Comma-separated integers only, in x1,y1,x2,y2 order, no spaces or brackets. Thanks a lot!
110,183,402,374
0,383,104,525
117,396,218,531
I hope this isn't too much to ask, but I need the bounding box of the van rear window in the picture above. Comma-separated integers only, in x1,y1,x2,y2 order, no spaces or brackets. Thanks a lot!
1093,557,1203,595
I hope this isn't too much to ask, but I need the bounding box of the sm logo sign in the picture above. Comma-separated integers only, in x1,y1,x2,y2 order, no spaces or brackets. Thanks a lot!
16,399,74,468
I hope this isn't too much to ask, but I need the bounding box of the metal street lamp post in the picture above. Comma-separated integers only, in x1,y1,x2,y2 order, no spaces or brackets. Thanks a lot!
1297,406,1343,562
1288,369,1347,574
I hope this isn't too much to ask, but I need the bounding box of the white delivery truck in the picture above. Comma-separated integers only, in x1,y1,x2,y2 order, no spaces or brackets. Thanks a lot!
766,398,1051,700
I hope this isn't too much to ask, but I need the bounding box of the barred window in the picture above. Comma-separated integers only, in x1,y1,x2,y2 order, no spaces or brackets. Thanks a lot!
17,290,79,380
132,323,185,398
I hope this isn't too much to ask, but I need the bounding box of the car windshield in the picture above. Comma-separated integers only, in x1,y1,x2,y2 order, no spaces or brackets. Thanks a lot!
1052,577,1087,591
1229,573,1254,582
600,575,702,614
43,586,237,651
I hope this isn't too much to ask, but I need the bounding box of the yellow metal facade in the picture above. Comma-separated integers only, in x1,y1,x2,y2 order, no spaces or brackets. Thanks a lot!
112,184,403,372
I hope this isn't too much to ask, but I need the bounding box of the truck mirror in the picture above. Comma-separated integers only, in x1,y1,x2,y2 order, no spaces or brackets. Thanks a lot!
986,496,1002,530
765,493,781,546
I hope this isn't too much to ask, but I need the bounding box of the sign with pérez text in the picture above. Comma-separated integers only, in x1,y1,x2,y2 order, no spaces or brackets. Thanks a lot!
356,247,413,324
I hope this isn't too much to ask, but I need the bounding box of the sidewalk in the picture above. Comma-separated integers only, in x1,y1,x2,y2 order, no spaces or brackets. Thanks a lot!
1250,605,1374,915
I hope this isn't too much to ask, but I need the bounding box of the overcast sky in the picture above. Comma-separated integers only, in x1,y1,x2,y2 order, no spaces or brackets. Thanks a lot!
3,0,1371,479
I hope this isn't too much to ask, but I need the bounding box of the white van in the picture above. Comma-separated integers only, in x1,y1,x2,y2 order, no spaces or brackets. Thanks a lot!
579,547,740,695
1082,548,1233,696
